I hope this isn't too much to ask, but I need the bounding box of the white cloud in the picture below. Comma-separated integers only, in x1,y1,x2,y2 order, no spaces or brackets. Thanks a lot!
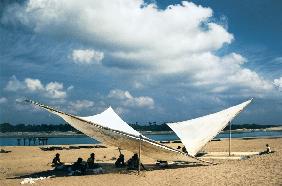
4,76,69,99
108,89,133,100
273,77,282,91
68,100,95,113
45,82,67,99
0,97,8,104
1,0,277,95
4,75,25,91
108,89,154,109
25,78,44,91
71,49,104,64
190,52,274,94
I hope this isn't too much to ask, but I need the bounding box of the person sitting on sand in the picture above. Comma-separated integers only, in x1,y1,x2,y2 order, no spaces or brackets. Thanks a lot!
266,144,271,153
115,154,125,168
260,144,272,155
52,153,63,168
127,153,146,170
72,157,87,174
87,153,100,169
127,153,139,170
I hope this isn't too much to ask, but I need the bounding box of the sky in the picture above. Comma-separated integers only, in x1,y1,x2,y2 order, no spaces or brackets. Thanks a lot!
0,0,281,125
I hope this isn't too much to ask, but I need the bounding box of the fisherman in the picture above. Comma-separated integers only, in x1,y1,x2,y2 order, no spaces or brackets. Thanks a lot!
87,153,100,169
52,153,64,169
115,154,125,168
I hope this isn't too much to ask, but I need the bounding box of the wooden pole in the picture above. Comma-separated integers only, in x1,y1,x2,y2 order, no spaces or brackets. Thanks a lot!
229,121,231,156
138,135,142,175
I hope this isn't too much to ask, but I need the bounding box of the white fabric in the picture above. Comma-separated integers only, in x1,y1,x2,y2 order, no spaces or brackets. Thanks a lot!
26,99,251,163
167,99,252,156
80,107,141,137
27,100,209,163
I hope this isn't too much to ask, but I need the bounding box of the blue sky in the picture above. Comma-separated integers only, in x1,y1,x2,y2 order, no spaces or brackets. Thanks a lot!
0,0,281,125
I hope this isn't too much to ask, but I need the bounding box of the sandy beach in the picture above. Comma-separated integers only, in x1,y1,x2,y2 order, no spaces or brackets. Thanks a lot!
1,138,281,186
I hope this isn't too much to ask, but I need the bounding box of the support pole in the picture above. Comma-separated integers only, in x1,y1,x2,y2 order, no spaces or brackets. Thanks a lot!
229,121,231,156
138,135,142,175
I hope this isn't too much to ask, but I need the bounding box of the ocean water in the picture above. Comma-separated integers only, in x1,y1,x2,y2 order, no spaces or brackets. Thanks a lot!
1,130,282,146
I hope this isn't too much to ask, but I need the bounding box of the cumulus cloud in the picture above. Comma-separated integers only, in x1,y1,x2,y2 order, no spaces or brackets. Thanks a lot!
45,82,67,99
71,49,104,64
273,77,282,91
5,75,26,91
25,78,44,91
1,0,276,94
108,89,154,109
4,76,69,99
68,100,95,113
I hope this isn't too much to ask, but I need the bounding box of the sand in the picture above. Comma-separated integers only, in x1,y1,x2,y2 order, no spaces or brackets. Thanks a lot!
1,138,282,186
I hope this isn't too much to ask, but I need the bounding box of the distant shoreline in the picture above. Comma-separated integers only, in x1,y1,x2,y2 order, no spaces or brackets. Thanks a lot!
1,126,282,138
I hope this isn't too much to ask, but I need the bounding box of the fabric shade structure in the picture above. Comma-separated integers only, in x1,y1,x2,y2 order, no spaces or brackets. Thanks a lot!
25,100,209,164
24,99,252,164
80,107,141,137
167,99,253,156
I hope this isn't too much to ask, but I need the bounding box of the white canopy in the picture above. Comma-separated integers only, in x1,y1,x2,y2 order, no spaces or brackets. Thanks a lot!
25,99,252,164
80,107,141,137
25,100,207,163
167,99,253,156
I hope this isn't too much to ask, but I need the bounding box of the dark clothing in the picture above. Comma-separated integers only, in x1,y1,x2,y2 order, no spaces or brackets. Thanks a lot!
182,146,188,154
87,157,100,169
72,161,86,173
52,156,62,166
127,154,139,170
115,155,125,168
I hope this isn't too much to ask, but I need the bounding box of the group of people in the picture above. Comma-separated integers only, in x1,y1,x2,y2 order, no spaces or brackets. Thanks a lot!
51,143,273,175
177,145,188,154
52,151,144,174
52,152,101,174
115,153,146,170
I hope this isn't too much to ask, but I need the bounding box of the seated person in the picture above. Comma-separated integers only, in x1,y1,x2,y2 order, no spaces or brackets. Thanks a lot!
127,153,139,170
115,154,125,168
260,144,272,155
52,153,64,168
127,153,146,170
72,157,87,174
87,153,100,169
266,144,271,153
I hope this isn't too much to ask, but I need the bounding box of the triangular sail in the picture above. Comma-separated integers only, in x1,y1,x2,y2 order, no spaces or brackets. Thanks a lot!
167,99,253,156
24,99,210,164
80,107,140,137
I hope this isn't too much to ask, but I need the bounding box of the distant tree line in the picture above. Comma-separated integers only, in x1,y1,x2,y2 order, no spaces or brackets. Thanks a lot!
130,123,171,131
0,122,279,133
0,123,79,133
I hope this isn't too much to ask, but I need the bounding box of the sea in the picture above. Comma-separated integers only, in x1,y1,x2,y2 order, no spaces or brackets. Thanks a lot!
1,130,282,146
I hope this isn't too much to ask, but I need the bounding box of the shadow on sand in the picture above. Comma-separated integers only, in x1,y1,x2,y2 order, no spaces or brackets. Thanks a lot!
7,162,207,179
